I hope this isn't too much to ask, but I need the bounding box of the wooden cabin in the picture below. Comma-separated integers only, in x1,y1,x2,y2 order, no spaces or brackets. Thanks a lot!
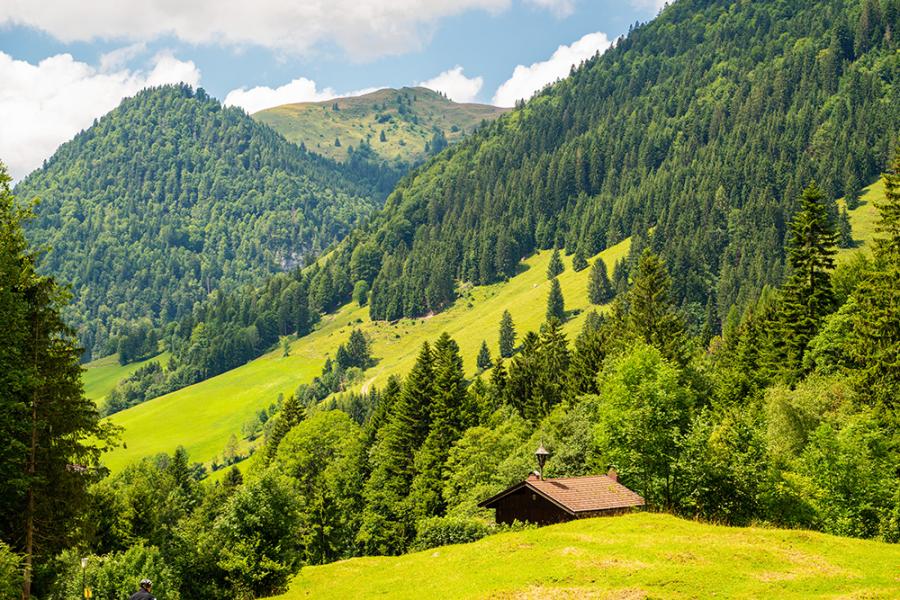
478,468,645,526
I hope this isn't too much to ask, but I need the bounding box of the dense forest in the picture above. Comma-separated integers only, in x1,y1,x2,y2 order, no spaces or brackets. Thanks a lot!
300,0,899,328
15,85,385,360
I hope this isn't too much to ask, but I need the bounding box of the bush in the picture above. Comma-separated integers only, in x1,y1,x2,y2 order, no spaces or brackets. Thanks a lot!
0,542,21,600
54,544,180,600
411,517,489,551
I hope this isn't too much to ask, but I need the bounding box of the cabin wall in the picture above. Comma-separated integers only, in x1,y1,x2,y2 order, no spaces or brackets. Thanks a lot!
494,487,572,525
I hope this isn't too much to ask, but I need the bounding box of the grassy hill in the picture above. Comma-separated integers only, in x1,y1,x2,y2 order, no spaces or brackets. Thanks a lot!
82,352,169,404
277,513,900,599
254,87,508,164
99,177,886,473
837,178,883,262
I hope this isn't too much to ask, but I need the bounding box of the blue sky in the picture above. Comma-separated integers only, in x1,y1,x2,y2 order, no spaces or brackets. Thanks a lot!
0,0,666,179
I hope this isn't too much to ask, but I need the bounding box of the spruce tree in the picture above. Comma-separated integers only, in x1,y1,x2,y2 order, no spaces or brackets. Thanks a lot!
588,258,614,304
780,182,838,373
0,162,110,598
572,249,588,272
626,249,689,366
535,318,570,416
838,207,853,248
546,277,566,322
263,393,306,463
499,310,516,358
476,340,492,372
547,249,564,279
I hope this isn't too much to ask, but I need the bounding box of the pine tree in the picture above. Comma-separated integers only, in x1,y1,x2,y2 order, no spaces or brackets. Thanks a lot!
263,394,306,463
588,258,614,304
476,340,492,372
626,249,689,366
489,356,507,398
572,249,588,272
780,182,838,374
838,207,853,248
547,249,564,279
0,162,110,598
535,318,570,417
499,310,516,358
546,277,566,322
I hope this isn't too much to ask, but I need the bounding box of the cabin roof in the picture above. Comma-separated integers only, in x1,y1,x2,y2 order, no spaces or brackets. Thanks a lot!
478,474,645,514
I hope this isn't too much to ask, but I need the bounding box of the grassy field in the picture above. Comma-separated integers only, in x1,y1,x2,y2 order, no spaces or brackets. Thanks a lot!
254,87,507,164
278,512,900,599
101,240,629,472
837,177,883,261
82,352,169,404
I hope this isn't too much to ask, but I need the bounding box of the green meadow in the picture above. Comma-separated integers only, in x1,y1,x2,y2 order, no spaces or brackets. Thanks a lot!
279,512,900,599
100,239,629,472
82,352,169,404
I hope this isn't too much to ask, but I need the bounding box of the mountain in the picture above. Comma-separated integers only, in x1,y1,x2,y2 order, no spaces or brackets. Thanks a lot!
307,0,898,327
15,84,381,360
253,87,509,165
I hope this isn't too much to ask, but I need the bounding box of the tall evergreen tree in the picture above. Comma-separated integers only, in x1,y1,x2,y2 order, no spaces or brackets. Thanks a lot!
262,394,306,464
498,310,516,358
0,162,110,598
476,340,492,372
588,258,614,305
838,207,853,248
547,249,564,279
780,182,838,374
546,278,566,322
572,249,588,272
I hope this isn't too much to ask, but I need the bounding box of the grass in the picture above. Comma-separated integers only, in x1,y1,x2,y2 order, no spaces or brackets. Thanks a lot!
254,87,507,164
277,512,900,599
82,352,169,404
101,240,629,472
836,177,883,262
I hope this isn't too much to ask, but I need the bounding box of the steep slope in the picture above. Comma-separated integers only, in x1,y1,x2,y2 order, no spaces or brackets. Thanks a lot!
15,84,381,359
98,175,885,474
254,87,508,164
307,0,897,328
278,513,900,599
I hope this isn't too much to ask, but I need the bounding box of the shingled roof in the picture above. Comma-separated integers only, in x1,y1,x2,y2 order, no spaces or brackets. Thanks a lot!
478,471,645,515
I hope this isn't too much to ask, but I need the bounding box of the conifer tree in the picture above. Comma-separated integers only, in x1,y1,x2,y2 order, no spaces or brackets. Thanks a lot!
572,249,588,272
263,393,306,463
625,249,688,366
780,182,838,374
547,249,564,279
588,258,614,304
546,277,566,322
498,310,516,358
838,207,853,248
476,340,492,372
489,356,507,398
534,318,570,416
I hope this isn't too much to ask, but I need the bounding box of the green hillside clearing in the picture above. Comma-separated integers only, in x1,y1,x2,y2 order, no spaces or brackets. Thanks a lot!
278,513,900,599
837,177,883,261
254,87,508,164
82,352,169,404
101,178,887,474
101,239,629,472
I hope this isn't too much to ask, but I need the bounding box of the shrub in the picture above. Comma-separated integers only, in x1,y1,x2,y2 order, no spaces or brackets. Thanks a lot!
411,517,489,551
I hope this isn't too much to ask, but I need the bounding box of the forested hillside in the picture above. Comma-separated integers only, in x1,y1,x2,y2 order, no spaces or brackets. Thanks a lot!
255,87,508,165
14,85,382,360
305,0,898,327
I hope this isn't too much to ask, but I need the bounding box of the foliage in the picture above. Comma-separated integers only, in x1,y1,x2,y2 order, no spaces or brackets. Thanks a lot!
54,544,180,600
545,278,565,322
498,310,516,358
410,517,489,551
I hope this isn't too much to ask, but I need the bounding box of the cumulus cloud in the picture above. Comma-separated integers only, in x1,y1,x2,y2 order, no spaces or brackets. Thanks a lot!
418,66,484,103
525,0,576,17
0,50,200,180
492,31,611,107
224,79,380,114
630,0,671,12
0,0,543,60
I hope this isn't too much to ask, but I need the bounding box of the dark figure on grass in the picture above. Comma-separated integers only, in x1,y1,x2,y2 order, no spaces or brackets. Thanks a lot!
130,578,156,600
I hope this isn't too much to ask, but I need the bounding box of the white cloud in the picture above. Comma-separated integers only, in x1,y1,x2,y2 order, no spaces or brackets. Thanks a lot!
0,0,548,60
418,66,484,103
0,50,200,181
224,79,380,114
526,0,575,17
630,0,670,12
492,31,611,107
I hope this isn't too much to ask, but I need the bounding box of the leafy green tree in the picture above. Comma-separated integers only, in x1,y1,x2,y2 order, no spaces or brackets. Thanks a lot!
274,411,364,564
588,257,614,305
546,278,565,322
499,310,516,358
262,394,306,463
624,249,688,365
593,343,694,509
547,249,564,279
0,542,20,600
476,340,492,372
353,280,370,306
215,469,303,598
55,545,180,600
780,182,838,375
